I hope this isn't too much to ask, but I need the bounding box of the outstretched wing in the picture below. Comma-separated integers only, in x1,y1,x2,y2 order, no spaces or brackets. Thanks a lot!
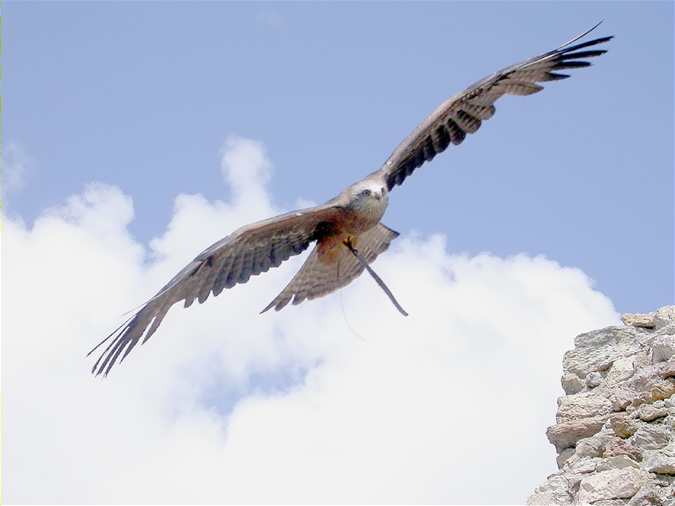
374,22,613,191
88,203,342,376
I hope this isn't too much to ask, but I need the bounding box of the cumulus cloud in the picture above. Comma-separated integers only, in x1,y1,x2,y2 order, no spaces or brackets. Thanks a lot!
2,136,619,504
2,142,33,194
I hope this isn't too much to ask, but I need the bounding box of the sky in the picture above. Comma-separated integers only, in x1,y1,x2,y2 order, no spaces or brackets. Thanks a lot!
2,1,673,504
5,1,673,313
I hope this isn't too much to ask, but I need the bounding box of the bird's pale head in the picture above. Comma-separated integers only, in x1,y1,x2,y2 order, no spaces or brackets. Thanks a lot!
344,181,389,227
349,181,388,203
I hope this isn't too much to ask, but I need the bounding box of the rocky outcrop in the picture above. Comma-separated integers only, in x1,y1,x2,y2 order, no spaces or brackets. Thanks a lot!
529,307,675,505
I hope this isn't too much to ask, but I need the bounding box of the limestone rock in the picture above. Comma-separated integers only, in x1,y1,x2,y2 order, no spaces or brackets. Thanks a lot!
577,468,649,503
603,439,642,462
652,335,675,363
632,425,670,450
557,393,613,422
596,455,640,472
529,307,675,505
638,403,669,422
622,312,656,329
643,453,675,475
587,371,604,389
547,415,608,452
557,447,575,469
527,474,573,505
564,327,642,378
626,483,674,506
610,414,638,438
562,372,585,395
655,306,675,329
606,356,636,385
575,432,619,459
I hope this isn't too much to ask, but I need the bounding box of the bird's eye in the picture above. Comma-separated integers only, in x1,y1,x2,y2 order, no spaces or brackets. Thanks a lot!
360,189,372,197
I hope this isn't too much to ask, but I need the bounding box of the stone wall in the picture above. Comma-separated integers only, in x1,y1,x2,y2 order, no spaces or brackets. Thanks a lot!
528,307,675,505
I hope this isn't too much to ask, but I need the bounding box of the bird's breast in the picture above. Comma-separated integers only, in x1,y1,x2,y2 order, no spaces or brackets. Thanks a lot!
316,197,388,265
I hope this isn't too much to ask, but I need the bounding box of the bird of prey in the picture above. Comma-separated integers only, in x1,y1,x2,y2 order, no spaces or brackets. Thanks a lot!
89,23,612,375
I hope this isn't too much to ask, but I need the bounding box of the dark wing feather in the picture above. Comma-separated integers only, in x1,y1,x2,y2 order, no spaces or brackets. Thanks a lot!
375,22,613,191
88,204,342,376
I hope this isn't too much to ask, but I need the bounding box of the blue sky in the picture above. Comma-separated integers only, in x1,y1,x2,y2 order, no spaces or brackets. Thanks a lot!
6,1,673,313
5,4,674,501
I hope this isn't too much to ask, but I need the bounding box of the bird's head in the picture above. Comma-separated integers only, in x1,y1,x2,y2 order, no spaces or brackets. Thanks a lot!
350,182,388,203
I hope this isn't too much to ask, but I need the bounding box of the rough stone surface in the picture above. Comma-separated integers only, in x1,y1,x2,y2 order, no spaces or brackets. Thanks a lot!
587,371,604,389
562,372,585,395
643,452,675,475
632,425,670,450
653,335,675,364
622,313,657,329
578,468,649,503
547,415,608,452
639,403,669,422
556,447,575,469
596,454,640,472
528,306,675,505
627,483,674,506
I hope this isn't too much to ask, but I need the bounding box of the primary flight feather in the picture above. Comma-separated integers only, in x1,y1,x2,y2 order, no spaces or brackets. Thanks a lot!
89,23,612,375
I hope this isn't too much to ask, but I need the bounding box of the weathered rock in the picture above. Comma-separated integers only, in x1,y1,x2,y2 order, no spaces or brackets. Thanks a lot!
638,403,669,422
561,372,585,395
623,313,656,329
594,501,629,506
529,307,675,505
557,393,613,422
633,425,670,450
557,447,575,469
527,474,573,505
596,455,640,472
643,453,675,475
660,361,675,380
610,414,638,438
575,433,618,459
611,390,635,411
652,335,675,363
603,439,642,462
655,307,675,329
626,483,673,506
577,468,649,503
606,356,636,385
650,380,675,401
547,415,608,452
653,474,675,487
587,371,604,389
568,456,601,474
565,328,642,378
665,395,675,409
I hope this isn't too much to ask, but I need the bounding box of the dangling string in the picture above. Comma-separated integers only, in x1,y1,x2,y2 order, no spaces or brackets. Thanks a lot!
335,251,366,341
343,239,409,317
339,290,367,342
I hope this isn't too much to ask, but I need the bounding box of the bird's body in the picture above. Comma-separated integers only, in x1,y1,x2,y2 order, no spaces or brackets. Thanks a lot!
89,23,613,375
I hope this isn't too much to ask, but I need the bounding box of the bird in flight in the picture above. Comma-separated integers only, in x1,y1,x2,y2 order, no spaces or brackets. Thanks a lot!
89,23,612,375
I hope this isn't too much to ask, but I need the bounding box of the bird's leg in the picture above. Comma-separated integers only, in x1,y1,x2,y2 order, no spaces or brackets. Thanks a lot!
343,237,409,317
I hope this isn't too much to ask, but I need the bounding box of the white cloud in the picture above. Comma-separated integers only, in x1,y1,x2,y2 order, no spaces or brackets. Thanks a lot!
220,135,273,216
2,136,619,504
2,142,33,194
